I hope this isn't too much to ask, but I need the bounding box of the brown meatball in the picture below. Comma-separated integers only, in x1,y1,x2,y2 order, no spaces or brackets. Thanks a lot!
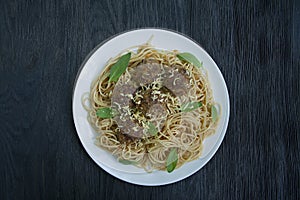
111,62,191,139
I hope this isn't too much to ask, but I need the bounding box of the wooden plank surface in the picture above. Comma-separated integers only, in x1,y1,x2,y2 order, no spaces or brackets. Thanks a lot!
0,0,299,199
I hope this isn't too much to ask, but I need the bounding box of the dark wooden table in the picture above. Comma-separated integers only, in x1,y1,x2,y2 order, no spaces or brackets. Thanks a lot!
1,0,299,199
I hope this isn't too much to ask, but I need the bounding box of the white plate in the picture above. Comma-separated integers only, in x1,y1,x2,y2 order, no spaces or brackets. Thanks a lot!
72,28,230,186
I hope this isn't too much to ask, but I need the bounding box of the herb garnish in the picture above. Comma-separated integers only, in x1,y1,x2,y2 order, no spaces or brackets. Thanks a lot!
177,52,202,68
147,122,158,136
181,101,202,112
96,107,117,118
166,148,178,173
211,105,218,122
119,159,136,165
109,52,131,82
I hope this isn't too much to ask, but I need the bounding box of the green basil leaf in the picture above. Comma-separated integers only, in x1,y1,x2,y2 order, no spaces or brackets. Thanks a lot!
147,122,158,136
119,159,135,165
211,105,218,122
181,101,202,112
96,107,117,118
177,52,202,68
109,52,131,82
166,148,178,173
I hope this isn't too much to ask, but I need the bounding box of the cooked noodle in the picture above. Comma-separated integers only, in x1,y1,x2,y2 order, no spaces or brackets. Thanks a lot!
83,42,219,172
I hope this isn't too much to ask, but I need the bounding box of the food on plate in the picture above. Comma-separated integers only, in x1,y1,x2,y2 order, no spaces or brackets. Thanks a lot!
83,41,220,173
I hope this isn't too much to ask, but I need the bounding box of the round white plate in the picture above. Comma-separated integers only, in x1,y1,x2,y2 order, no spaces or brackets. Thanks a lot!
72,28,230,186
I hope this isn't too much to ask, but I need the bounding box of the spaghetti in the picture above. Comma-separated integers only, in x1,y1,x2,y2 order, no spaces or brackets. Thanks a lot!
83,41,219,172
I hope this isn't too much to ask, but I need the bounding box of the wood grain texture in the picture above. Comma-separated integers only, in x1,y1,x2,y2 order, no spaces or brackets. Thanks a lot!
0,0,298,199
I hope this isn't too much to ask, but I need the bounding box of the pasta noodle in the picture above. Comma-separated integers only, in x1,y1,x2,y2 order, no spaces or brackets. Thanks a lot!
83,41,219,172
